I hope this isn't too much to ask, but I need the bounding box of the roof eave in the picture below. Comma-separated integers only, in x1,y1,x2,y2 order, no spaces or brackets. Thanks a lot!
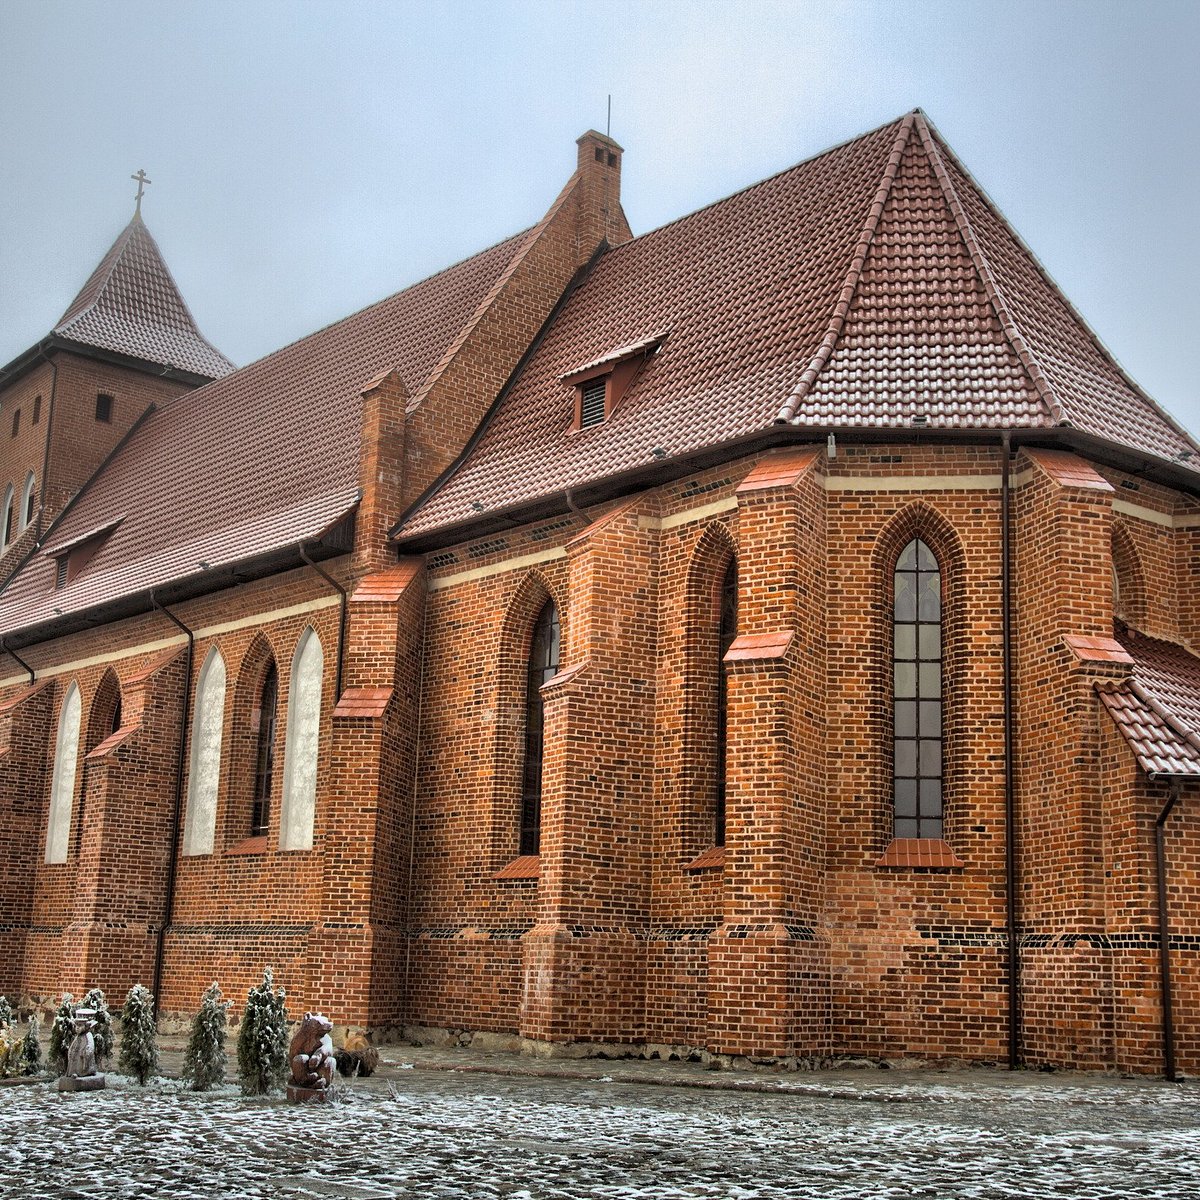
0,515,354,658
394,421,1200,553
0,333,220,394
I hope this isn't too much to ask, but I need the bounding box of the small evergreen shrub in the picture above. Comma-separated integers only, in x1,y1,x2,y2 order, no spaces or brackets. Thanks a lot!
183,982,231,1092
81,988,114,1067
0,996,13,1029
236,968,289,1096
118,985,158,1085
0,1026,14,1078
48,994,74,1075
18,1015,42,1077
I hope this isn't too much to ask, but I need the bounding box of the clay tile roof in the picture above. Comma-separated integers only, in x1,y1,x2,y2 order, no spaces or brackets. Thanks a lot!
399,111,1198,542
54,214,234,380
1099,627,1200,779
1063,633,1134,666
1026,449,1114,492
350,562,423,604
0,229,530,641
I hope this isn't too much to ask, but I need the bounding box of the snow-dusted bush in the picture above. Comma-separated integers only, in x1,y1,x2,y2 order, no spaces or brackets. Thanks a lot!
118,984,158,1085
48,994,74,1075
236,968,289,1095
183,982,231,1092
0,996,13,1029
18,1015,42,1076
81,988,114,1066
0,1026,15,1078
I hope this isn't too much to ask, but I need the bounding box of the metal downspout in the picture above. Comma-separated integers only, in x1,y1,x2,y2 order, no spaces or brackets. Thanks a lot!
149,591,194,1018
1,640,36,685
1155,781,1183,1081
298,543,347,701
1001,431,1021,1069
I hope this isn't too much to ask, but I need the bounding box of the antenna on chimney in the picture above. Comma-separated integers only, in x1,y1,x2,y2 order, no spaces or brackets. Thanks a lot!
607,95,611,138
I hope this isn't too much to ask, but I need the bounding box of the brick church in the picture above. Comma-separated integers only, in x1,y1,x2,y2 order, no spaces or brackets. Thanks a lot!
1,111,1197,1074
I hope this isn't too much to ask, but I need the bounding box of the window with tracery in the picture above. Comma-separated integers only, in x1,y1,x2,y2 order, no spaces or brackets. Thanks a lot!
183,648,227,856
251,663,278,838
280,628,323,851
714,560,737,846
893,538,943,839
45,682,81,863
520,600,560,856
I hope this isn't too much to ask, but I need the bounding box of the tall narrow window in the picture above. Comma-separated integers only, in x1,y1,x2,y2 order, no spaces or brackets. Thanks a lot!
280,627,323,851
95,393,114,423
45,682,82,863
32,395,41,425
1,485,12,551
19,473,35,532
251,663,278,837
520,600,560,855
183,648,227,856
893,538,943,839
714,560,737,846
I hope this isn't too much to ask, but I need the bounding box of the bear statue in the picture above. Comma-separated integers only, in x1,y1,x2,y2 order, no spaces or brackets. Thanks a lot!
286,1012,335,1104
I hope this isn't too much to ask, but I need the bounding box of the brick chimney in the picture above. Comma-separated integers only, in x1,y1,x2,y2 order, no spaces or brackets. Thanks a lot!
574,130,628,257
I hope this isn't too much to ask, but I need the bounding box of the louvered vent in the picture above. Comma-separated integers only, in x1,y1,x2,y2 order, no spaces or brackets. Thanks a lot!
55,557,68,589
579,378,607,428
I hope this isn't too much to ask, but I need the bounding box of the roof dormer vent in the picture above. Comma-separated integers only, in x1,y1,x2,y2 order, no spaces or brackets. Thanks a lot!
561,332,667,432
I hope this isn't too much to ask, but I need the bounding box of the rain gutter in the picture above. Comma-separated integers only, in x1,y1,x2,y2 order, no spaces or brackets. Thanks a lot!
1001,430,1020,1068
148,590,194,1019
1155,781,1184,1081
298,542,347,701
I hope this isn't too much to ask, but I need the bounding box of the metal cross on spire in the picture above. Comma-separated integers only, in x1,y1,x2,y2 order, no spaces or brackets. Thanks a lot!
131,169,151,215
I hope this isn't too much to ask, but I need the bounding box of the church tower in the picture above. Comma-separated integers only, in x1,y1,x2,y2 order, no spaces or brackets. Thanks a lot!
0,175,231,571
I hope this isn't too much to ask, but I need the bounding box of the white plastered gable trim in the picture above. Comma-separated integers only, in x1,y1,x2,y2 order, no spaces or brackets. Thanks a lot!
45,681,81,863
279,626,323,851
182,647,227,857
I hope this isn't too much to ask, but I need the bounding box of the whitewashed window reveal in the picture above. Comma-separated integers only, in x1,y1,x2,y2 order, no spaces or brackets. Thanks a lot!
182,648,227,856
1,484,12,550
45,681,81,863
279,627,323,851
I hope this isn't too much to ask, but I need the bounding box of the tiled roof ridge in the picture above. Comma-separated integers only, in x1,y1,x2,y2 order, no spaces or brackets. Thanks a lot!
920,116,1200,456
405,177,580,412
176,227,535,407
55,214,235,376
592,112,913,269
912,115,1064,427
775,113,916,423
54,218,137,329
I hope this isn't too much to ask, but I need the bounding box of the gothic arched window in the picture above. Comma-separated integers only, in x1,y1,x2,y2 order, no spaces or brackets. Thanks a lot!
714,560,737,847
1,485,12,550
893,538,943,839
251,662,278,838
183,647,227,856
280,627,323,851
19,472,35,532
45,681,81,863
520,600,560,856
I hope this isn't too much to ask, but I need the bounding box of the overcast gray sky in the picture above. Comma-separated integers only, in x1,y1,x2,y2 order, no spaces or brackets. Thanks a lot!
2,0,1197,435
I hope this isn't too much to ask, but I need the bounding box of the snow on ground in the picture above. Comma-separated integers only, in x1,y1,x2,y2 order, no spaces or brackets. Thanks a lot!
1,1068,1198,1199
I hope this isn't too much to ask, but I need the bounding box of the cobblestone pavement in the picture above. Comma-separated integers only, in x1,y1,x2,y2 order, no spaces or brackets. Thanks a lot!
2,1057,1199,1199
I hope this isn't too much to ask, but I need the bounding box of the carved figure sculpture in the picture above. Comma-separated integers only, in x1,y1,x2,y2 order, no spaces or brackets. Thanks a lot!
56,1007,105,1092
286,1012,335,1103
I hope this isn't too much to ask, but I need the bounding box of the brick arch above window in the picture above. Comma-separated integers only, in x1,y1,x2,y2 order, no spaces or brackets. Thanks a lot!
1112,520,1148,631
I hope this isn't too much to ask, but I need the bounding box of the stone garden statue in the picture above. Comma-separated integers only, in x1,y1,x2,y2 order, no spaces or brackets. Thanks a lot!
57,1007,105,1092
286,1012,335,1103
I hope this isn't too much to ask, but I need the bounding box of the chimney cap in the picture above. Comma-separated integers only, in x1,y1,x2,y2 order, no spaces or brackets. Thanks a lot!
576,129,624,154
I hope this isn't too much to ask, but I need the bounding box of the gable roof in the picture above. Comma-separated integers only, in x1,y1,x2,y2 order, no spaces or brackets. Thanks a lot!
1099,626,1200,779
52,213,235,381
397,111,1198,543
0,229,530,644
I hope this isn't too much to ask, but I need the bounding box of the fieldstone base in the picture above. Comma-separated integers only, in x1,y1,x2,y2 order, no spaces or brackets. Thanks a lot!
286,1084,333,1104
57,1074,105,1092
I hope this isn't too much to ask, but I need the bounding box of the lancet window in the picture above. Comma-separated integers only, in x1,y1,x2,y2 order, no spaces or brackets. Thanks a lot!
520,600,560,856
